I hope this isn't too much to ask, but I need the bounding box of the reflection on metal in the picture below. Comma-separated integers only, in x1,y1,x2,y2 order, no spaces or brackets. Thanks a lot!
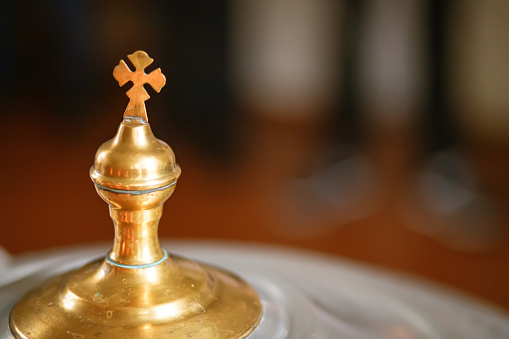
9,51,262,338
106,249,169,269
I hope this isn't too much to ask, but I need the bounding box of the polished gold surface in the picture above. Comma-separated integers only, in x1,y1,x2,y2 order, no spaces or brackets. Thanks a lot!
90,120,181,192
9,51,262,338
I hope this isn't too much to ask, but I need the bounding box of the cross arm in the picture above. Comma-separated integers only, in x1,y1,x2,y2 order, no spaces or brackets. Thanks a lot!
146,68,166,93
113,60,133,87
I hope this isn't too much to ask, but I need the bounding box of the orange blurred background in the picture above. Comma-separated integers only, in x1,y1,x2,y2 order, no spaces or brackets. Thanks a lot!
1,0,509,312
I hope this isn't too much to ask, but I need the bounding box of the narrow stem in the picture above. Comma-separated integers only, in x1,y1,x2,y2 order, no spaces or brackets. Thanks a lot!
108,205,164,266
123,101,148,123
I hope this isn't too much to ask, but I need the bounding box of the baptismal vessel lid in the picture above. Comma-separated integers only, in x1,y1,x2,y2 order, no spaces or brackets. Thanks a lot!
9,51,261,339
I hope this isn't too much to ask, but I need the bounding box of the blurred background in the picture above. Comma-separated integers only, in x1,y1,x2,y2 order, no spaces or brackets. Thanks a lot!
1,0,509,311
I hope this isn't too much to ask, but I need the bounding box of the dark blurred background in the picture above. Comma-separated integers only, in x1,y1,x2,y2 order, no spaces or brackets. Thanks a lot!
1,0,509,310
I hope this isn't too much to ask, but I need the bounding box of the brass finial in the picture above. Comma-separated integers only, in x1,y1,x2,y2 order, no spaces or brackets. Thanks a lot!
9,51,262,338
90,52,180,192
113,50,166,123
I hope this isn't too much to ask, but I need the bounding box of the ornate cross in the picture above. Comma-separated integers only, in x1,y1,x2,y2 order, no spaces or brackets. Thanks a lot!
113,51,166,123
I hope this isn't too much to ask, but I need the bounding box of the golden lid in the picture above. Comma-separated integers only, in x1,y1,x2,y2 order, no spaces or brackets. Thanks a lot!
9,51,262,338
90,51,181,192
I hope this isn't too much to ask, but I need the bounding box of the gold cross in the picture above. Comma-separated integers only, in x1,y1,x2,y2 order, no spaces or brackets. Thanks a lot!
113,51,166,123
